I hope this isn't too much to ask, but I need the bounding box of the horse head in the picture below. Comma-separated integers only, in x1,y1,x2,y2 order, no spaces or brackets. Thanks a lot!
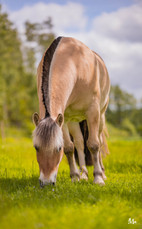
32,113,64,187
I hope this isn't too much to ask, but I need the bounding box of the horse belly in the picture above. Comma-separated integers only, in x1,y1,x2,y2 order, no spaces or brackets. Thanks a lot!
64,93,92,122
64,108,86,122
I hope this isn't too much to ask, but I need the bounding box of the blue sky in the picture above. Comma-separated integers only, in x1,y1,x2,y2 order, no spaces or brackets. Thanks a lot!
1,0,142,99
1,0,136,16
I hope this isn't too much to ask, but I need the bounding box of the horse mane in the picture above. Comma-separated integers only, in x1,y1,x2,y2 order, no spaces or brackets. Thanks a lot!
41,36,62,118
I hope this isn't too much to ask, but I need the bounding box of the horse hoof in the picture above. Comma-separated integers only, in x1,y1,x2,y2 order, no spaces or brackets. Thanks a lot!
93,176,105,186
102,173,107,180
80,166,88,181
71,173,80,182
80,172,88,181
71,176,80,182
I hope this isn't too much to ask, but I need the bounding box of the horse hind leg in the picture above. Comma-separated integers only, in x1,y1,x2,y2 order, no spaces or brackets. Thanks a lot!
68,122,88,180
99,149,107,180
99,104,109,180
87,98,105,185
62,124,80,182
99,112,109,181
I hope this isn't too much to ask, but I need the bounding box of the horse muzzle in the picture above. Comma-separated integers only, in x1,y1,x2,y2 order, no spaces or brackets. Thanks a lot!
39,170,57,187
39,179,55,188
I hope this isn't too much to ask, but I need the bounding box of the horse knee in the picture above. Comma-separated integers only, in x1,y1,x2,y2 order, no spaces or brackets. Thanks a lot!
64,142,74,155
87,140,100,154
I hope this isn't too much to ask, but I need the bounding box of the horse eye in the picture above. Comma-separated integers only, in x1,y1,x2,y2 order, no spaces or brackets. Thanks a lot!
34,146,39,152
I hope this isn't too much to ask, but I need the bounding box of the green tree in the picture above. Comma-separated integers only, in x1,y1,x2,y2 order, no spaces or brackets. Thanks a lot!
0,5,37,136
0,6,22,124
25,17,55,54
0,5,57,137
23,47,36,74
107,85,136,126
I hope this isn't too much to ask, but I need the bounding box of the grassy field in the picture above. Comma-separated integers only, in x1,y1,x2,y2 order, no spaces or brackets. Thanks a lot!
0,134,142,229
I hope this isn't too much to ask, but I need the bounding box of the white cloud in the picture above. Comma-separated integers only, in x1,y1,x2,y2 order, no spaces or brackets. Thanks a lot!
90,3,142,98
9,2,87,34
93,3,142,42
6,1,142,99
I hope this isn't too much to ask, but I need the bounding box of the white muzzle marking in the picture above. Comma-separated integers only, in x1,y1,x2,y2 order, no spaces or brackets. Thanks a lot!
39,170,57,185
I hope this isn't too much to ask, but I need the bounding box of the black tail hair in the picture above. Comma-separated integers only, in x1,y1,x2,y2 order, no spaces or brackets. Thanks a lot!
74,120,93,166
74,120,109,166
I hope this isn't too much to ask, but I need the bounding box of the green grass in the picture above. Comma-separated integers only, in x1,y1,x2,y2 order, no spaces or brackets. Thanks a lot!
0,136,142,229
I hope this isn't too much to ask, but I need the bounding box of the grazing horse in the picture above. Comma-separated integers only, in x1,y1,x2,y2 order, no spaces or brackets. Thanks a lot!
32,37,110,187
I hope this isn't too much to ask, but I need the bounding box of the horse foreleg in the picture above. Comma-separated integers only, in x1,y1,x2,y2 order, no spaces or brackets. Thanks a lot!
68,122,88,180
87,99,105,185
62,124,80,182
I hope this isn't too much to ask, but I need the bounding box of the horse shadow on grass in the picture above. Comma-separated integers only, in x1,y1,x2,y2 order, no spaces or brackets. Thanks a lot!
0,175,107,212
0,176,39,193
0,169,141,209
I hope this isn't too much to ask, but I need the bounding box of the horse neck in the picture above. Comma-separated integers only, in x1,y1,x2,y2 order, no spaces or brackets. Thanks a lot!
49,71,75,120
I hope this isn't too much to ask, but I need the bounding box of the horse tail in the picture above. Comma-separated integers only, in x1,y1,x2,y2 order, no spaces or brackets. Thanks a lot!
74,120,93,166
74,120,109,166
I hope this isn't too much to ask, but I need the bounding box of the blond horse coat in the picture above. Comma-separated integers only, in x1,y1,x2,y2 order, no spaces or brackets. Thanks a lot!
33,37,110,186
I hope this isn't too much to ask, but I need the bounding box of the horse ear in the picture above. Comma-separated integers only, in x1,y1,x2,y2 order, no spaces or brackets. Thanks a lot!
56,114,63,127
32,112,40,126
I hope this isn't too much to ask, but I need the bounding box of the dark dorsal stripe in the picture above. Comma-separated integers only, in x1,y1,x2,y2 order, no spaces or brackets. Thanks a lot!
41,36,62,118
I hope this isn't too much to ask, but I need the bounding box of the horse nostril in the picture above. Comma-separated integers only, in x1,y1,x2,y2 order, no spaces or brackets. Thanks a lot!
39,179,44,188
52,182,55,186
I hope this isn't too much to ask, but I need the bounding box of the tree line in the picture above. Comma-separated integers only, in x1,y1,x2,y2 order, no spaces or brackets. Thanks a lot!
107,85,142,136
0,5,142,137
0,5,55,137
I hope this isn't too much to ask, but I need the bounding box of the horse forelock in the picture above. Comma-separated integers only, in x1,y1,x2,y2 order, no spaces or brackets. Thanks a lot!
41,36,62,118
33,117,63,152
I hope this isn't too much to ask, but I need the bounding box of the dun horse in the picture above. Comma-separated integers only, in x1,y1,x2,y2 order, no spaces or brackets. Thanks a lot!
33,37,110,187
